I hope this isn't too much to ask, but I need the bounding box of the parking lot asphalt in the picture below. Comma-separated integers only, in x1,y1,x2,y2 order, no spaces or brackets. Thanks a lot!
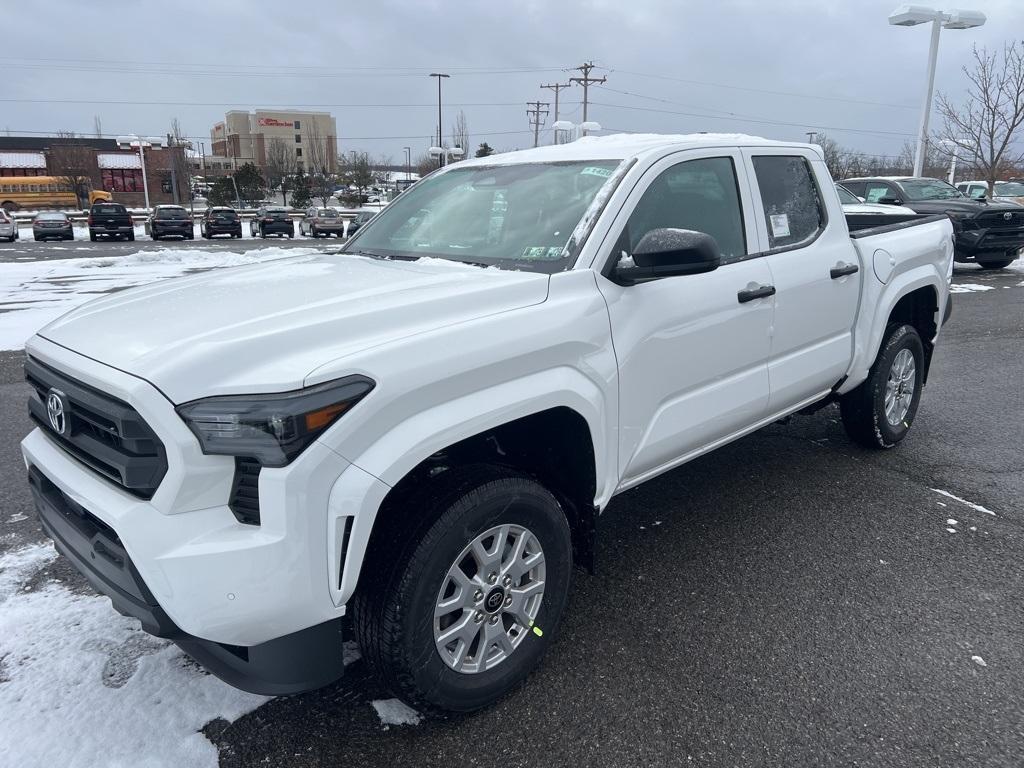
1,263,1021,767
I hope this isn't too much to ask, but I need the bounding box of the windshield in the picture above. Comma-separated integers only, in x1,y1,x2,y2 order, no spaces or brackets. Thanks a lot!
344,160,622,273
898,179,963,201
836,185,860,205
37,213,66,221
156,208,189,219
93,204,125,215
995,181,1024,196
316,208,339,218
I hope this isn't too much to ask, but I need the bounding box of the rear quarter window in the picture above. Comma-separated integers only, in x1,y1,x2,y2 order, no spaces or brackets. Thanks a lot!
752,155,826,250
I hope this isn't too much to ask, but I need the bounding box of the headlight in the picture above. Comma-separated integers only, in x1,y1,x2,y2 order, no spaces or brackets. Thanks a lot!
944,210,975,231
176,376,374,467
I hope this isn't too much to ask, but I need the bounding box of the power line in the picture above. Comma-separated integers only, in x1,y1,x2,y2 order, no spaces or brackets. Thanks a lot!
612,68,920,110
526,101,550,148
0,97,534,108
0,128,536,142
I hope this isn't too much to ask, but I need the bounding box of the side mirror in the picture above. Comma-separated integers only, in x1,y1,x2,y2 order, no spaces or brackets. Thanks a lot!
615,228,721,284
878,196,903,205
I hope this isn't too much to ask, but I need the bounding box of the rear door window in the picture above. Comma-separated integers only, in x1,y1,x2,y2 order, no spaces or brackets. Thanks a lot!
863,182,897,203
751,155,826,250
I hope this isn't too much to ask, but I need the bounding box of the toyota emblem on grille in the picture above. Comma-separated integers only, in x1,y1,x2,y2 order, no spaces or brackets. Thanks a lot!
46,389,69,436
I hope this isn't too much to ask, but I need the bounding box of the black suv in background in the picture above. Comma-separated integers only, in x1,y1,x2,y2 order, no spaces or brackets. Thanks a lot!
200,207,242,238
841,176,1024,269
251,206,294,238
146,206,194,240
88,202,134,242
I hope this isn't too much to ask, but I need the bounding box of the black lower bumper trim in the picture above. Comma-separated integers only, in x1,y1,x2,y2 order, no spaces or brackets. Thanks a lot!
27,464,346,695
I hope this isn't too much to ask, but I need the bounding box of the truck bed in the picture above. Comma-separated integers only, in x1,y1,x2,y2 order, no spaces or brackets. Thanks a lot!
845,212,949,238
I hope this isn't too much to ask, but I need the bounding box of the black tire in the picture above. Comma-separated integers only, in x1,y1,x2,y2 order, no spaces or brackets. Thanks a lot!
128,232,135,241
89,233,97,242
977,258,1014,270
840,323,924,449
353,467,573,714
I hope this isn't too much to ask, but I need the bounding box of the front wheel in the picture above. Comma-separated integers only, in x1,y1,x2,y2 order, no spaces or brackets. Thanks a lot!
353,469,572,714
840,323,924,449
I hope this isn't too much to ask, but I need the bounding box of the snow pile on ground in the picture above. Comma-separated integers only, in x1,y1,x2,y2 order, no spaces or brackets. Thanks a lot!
371,698,423,727
0,542,269,768
0,246,318,350
950,282,996,294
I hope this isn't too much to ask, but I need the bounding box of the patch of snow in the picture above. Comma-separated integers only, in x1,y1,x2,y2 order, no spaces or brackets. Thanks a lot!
946,527,957,534
972,655,987,667
931,489,996,516
970,526,977,532
946,519,958,526
949,283,995,294
0,246,316,350
936,501,947,507
0,543,269,768
371,698,422,727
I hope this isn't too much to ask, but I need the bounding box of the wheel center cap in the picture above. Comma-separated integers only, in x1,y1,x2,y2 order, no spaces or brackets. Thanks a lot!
484,587,505,613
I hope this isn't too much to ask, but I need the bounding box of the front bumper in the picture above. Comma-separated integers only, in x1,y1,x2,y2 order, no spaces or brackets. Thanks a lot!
19,338,390,691
27,465,345,694
954,227,1024,261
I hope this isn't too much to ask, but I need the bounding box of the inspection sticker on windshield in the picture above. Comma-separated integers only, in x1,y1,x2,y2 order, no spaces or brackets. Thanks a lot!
581,166,613,178
521,246,564,260
769,214,791,238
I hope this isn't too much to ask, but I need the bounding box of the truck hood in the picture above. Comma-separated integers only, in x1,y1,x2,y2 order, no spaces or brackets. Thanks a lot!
902,198,1021,216
38,253,549,403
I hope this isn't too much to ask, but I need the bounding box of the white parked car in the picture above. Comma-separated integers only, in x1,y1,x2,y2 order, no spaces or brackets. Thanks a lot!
22,134,953,713
0,208,18,241
836,183,917,215
955,180,1024,206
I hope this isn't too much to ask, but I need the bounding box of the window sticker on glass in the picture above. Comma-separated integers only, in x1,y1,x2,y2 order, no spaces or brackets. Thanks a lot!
521,246,564,260
580,166,613,178
769,214,791,238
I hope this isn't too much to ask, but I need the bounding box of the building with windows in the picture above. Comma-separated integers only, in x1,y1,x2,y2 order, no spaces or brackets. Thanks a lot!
209,110,338,172
0,136,187,207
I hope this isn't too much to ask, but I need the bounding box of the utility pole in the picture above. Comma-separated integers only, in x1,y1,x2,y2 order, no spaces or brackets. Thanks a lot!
569,61,606,135
805,131,818,143
540,82,571,123
527,101,550,148
429,72,450,168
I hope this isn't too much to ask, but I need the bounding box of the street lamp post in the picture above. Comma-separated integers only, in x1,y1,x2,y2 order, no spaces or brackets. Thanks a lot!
402,146,411,183
429,73,450,168
116,135,165,210
888,5,986,177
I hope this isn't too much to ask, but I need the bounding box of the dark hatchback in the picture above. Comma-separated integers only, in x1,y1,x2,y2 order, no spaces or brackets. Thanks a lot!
147,206,195,241
200,207,242,238
88,202,134,242
841,176,1024,269
252,206,294,238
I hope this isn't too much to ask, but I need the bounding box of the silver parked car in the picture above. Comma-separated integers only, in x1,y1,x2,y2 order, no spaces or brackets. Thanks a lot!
299,207,346,238
0,209,18,242
32,211,74,241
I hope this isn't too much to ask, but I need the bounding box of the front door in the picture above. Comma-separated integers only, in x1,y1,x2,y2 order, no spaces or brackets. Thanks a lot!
597,151,775,488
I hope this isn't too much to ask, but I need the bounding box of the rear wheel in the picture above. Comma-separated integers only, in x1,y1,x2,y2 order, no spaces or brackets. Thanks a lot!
840,323,924,449
353,468,572,714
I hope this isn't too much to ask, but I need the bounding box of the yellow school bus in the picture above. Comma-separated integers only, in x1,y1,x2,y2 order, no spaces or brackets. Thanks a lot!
0,176,111,212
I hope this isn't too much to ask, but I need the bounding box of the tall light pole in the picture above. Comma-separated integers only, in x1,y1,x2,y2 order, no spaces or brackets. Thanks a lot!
889,6,986,177
429,72,450,167
116,135,164,210
402,146,411,182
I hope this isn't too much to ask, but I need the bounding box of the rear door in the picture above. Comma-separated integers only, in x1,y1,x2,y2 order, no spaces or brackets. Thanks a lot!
742,150,861,412
597,149,775,487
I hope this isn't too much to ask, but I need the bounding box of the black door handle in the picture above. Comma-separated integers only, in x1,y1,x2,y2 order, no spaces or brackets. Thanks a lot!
737,285,776,303
830,263,859,279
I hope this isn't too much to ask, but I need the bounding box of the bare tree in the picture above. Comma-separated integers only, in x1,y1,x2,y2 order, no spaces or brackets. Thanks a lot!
48,131,95,209
414,152,437,178
264,137,297,206
937,42,1024,196
451,110,469,156
93,115,103,139
305,120,335,206
167,118,193,204
337,151,375,205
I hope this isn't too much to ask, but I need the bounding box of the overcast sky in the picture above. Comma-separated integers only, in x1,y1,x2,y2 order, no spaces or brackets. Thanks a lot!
2,0,1021,163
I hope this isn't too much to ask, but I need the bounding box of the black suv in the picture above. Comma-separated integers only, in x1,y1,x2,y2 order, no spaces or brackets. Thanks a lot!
841,176,1024,269
88,202,134,242
200,207,242,239
251,206,294,238
146,206,194,241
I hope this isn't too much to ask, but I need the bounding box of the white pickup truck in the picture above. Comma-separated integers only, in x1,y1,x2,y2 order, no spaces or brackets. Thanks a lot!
21,134,953,714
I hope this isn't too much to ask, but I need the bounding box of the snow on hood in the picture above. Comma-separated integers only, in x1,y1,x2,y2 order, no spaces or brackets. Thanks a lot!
35,251,549,402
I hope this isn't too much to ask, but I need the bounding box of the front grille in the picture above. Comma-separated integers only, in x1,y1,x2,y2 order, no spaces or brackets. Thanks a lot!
25,356,167,499
229,457,262,525
977,210,1024,228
